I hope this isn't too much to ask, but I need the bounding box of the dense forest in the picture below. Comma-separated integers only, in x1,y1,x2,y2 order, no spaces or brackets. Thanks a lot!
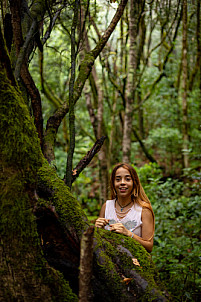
0,0,200,301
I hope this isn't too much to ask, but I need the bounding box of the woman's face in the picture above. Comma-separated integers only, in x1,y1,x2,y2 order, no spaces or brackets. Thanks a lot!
114,167,134,200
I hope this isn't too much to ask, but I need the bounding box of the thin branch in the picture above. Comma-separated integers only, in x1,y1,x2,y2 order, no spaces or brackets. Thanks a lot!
0,25,17,87
66,0,79,189
77,0,90,54
188,0,201,91
134,3,182,110
75,115,95,142
42,9,61,44
39,50,63,107
134,71,165,110
71,136,106,184
92,0,128,59
14,19,37,79
132,128,157,163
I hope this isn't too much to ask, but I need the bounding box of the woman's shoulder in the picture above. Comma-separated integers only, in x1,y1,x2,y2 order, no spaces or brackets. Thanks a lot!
135,200,153,214
106,199,115,204
100,200,115,209
138,200,150,209
99,200,115,218
141,207,154,225
141,202,154,220
105,199,115,209
99,203,106,217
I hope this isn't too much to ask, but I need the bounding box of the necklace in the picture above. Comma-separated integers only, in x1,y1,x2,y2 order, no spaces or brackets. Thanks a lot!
116,199,133,212
115,207,132,219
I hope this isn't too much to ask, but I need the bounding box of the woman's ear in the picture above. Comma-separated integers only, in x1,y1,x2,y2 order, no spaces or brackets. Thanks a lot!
133,188,138,197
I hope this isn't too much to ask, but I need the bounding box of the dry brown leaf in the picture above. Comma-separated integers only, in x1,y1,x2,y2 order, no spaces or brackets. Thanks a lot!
122,278,133,285
72,169,77,176
132,258,140,266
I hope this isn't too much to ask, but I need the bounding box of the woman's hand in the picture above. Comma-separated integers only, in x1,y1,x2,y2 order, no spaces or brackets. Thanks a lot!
95,217,109,228
109,223,131,237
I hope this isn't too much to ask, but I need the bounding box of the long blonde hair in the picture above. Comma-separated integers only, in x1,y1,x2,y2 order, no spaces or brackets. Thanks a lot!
110,163,155,240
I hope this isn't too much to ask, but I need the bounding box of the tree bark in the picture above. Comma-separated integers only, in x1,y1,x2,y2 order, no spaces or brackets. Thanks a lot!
122,0,139,163
137,7,146,139
79,226,94,302
188,0,201,91
81,18,109,204
66,0,79,189
181,0,189,169
96,77,109,204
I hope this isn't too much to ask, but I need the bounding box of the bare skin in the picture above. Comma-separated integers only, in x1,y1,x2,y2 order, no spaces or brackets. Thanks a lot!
95,167,154,253
95,204,154,252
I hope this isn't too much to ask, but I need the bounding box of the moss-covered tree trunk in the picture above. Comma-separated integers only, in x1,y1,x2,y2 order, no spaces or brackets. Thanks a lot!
0,26,78,301
0,26,168,302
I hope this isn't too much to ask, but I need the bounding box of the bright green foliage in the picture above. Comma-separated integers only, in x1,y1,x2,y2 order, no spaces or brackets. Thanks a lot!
138,164,201,301
146,127,182,173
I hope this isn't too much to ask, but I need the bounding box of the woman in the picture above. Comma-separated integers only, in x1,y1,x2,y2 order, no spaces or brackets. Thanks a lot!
95,163,155,252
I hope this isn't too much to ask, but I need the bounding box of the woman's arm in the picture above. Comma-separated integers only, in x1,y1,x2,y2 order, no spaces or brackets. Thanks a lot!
95,203,109,228
110,207,154,252
130,207,154,252
96,203,154,252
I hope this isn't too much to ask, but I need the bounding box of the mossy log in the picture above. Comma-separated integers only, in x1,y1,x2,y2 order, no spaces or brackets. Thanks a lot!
0,26,168,302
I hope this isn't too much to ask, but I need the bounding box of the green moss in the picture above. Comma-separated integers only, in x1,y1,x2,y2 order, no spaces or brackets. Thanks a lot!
43,267,78,302
0,165,80,298
30,0,47,20
94,229,166,301
0,65,78,300
0,69,43,178
74,52,95,102
37,161,89,237
97,250,124,298
43,127,57,161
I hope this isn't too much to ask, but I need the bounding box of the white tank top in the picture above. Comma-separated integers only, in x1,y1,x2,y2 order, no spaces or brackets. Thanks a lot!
104,199,142,237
